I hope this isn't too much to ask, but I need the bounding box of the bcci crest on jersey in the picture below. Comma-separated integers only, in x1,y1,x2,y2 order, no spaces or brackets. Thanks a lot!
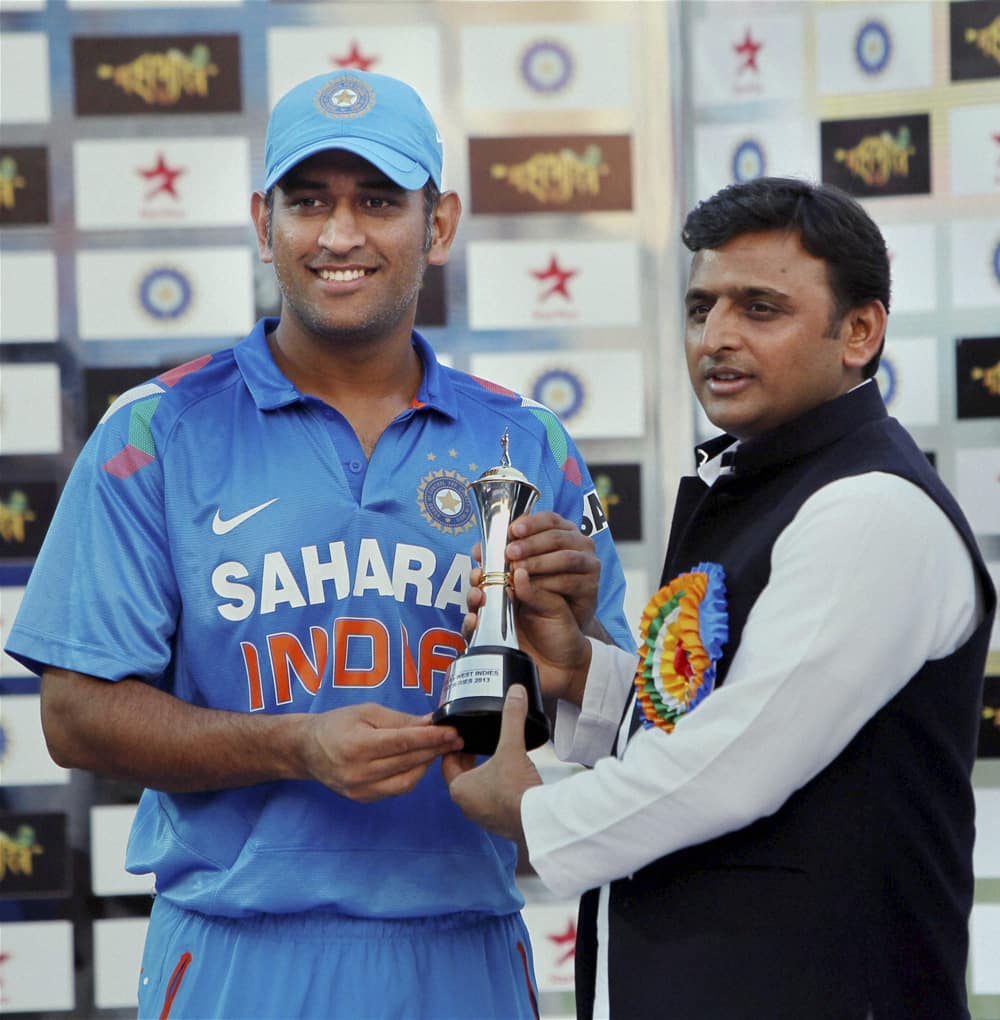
418,469,475,534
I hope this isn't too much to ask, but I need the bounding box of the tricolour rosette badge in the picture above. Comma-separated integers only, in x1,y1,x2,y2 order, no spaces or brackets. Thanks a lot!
633,562,728,734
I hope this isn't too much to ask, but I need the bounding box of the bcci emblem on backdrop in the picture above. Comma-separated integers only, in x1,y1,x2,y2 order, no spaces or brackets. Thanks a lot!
531,368,586,424
855,20,892,75
139,267,193,321
731,139,766,183
520,39,574,93
315,75,375,119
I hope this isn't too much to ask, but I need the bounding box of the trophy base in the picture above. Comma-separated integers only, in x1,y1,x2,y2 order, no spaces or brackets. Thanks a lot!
432,646,550,755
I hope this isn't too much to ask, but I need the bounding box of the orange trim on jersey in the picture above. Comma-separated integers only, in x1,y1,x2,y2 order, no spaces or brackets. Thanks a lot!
516,941,540,1020
159,951,193,1020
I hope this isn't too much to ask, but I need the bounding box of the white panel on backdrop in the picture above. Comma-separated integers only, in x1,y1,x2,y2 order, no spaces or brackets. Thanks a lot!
460,22,633,113
76,247,255,340
1,587,33,679
0,251,58,342
267,27,443,115
955,447,1000,536
468,350,644,440
875,337,939,427
70,0,239,5
74,138,251,230
974,788,1000,878
949,105,1000,197
0,921,74,1011
94,918,149,1009
691,14,803,108
0,363,61,455
0,0,45,10
0,34,50,124
815,3,933,96
466,240,641,331
878,223,937,314
693,120,818,202
971,904,1000,994
90,804,155,896
950,219,1000,309
0,694,70,785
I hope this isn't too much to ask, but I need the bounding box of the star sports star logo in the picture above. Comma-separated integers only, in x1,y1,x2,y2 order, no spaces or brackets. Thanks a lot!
733,28,763,74
138,153,185,201
548,920,577,967
531,254,578,302
332,40,377,71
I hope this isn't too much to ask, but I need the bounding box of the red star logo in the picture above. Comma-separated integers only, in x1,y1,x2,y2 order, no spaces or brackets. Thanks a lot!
733,29,763,73
531,255,578,301
332,41,378,71
548,920,577,966
137,153,185,200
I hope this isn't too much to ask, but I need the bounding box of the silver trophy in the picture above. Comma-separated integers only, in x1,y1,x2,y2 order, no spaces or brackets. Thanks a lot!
432,431,550,754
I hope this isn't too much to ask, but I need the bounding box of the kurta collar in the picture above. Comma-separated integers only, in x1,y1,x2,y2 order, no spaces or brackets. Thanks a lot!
693,380,887,477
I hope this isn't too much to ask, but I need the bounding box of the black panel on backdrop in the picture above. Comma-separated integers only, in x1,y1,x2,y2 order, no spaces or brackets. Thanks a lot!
980,675,1000,758
588,462,642,542
949,0,1000,81
0,146,49,226
821,114,931,198
416,264,447,328
73,35,242,115
83,366,179,438
0,481,58,561
0,812,70,899
955,336,1000,419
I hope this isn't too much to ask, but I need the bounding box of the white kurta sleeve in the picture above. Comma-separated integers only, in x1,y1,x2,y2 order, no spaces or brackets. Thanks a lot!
550,637,638,767
521,472,982,899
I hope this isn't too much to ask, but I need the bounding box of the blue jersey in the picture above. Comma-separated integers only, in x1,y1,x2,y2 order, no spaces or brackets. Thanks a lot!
8,319,631,920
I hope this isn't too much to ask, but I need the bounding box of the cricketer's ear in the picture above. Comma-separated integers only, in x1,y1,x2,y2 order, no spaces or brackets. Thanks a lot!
251,190,272,264
427,191,462,267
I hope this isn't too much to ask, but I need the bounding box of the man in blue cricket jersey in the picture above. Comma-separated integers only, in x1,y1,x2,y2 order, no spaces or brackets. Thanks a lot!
6,70,631,1020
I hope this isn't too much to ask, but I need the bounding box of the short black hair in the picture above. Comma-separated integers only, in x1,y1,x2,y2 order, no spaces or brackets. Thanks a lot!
682,177,890,377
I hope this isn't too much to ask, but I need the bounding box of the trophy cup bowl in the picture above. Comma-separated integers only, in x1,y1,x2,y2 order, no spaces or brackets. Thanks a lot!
432,436,551,755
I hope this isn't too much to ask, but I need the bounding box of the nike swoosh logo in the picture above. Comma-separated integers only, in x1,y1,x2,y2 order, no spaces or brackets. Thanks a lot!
212,498,279,536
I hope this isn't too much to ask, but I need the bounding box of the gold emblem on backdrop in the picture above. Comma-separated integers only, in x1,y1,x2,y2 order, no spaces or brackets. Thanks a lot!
490,145,610,205
971,359,1000,397
834,128,916,186
966,16,1000,64
97,44,219,105
0,826,43,882
0,157,25,211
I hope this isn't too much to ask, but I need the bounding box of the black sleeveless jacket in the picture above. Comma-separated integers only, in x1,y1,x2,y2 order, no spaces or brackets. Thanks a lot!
576,384,995,1020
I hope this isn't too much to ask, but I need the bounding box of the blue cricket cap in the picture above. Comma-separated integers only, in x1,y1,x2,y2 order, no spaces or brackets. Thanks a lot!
264,70,443,192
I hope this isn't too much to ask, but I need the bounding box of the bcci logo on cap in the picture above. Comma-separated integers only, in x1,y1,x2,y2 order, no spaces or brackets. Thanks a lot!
315,75,375,120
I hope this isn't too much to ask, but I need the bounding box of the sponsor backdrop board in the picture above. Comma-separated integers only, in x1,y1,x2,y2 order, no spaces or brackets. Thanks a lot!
0,0,997,1017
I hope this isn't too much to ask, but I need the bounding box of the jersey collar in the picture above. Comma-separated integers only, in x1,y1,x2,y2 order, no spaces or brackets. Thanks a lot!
234,318,459,420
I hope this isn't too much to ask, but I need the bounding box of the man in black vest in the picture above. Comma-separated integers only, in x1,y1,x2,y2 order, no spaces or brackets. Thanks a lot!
444,177,995,1019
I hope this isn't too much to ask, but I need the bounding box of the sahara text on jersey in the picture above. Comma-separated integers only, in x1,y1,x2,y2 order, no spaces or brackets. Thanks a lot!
212,538,472,620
